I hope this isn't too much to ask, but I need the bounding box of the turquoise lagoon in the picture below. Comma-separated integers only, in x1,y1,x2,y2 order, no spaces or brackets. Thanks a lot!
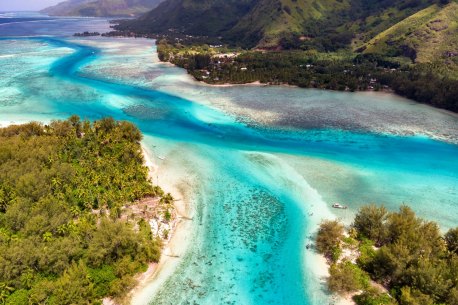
1,15,458,305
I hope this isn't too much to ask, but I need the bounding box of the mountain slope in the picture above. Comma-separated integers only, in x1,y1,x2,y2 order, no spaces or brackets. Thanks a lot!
117,0,353,47
120,0,256,36
42,0,164,17
226,0,351,47
117,0,444,48
362,2,458,66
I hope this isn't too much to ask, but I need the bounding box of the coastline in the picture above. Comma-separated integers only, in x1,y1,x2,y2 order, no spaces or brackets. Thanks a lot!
158,57,395,93
199,80,267,87
315,254,355,305
198,79,306,89
124,144,194,305
198,77,394,92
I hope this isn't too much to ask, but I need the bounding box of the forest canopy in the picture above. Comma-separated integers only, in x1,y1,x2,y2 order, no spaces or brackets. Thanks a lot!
316,204,458,305
0,117,165,304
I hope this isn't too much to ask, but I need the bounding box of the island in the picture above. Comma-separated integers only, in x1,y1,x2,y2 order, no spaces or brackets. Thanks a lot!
0,116,176,305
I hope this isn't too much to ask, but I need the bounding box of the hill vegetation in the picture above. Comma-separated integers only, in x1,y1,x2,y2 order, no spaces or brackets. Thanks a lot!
316,204,458,305
361,2,458,79
41,0,164,17
0,117,170,304
116,0,451,49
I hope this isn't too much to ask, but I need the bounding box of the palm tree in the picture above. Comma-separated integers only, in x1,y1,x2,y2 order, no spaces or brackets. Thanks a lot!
51,177,61,191
70,206,81,217
42,232,53,242
57,224,67,236
0,282,13,304
20,269,34,289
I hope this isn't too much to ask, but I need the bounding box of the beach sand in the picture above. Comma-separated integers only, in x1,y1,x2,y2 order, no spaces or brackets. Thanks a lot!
127,144,195,305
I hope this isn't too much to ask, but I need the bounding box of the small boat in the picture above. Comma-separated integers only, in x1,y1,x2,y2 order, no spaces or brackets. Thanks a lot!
157,156,166,160
332,203,347,209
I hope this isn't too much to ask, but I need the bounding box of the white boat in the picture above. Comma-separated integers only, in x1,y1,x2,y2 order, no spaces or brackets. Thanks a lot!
332,203,347,209
157,156,166,160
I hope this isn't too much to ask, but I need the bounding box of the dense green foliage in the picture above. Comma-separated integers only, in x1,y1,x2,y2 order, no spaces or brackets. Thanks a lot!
0,117,164,304
316,205,458,305
116,0,451,49
328,261,370,293
316,220,344,262
158,42,458,112
115,0,256,42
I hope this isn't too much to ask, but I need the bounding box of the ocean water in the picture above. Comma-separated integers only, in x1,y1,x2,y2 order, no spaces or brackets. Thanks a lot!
0,14,457,305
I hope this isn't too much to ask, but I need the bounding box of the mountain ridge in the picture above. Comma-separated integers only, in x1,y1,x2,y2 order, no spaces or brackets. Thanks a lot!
362,2,458,67
116,0,451,50
41,0,164,17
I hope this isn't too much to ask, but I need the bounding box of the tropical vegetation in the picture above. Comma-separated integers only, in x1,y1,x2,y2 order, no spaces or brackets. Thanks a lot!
111,0,458,112
157,41,458,112
0,116,168,304
316,204,458,305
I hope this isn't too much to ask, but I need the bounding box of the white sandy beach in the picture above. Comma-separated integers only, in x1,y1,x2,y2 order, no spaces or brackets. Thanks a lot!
127,144,196,305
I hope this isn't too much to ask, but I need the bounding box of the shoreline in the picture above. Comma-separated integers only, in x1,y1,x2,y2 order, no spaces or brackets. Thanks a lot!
159,57,396,93
124,144,193,305
3,36,457,305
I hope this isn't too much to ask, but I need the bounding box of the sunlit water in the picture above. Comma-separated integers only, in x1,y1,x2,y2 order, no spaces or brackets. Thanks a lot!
1,14,457,305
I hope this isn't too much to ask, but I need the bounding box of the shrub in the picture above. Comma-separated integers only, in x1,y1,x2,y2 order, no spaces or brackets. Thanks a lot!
316,220,344,261
357,238,377,271
354,288,396,305
399,286,434,305
445,227,458,254
352,204,388,246
328,261,370,294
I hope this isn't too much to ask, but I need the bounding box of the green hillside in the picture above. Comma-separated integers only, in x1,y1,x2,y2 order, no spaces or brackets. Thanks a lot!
227,0,351,48
116,0,442,49
120,0,255,36
361,2,458,77
42,0,164,17
114,0,457,111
